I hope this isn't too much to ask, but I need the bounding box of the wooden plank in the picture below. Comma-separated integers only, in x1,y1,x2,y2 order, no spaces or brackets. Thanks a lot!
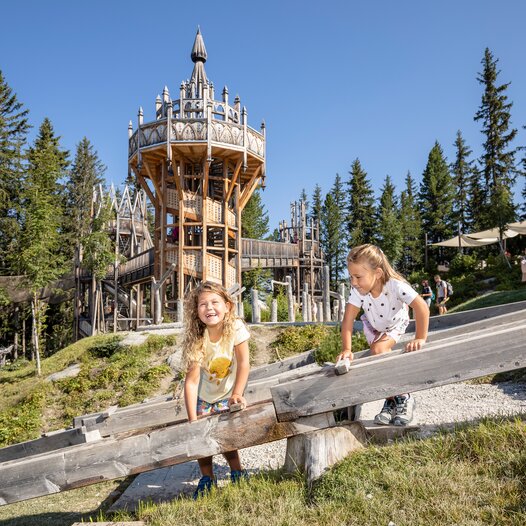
0,427,101,463
271,321,526,422
407,300,526,333
0,404,334,506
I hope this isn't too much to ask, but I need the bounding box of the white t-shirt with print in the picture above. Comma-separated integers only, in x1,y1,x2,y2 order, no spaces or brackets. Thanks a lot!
347,278,418,333
198,318,250,403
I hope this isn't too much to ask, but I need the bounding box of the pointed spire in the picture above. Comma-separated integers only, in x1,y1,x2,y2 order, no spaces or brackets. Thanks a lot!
191,26,207,63
190,27,208,91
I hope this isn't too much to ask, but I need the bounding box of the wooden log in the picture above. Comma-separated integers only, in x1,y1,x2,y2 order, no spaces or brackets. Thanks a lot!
271,320,526,422
283,422,366,485
0,404,334,506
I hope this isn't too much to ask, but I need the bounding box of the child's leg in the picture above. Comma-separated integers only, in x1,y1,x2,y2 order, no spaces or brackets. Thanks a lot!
197,457,214,477
223,450,242,471
369,335,396,355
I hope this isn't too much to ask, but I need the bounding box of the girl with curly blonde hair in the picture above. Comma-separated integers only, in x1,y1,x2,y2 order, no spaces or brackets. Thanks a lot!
182,281,250,498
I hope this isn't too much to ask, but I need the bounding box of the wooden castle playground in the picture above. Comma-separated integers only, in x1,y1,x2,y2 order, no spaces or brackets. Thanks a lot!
0,301,524,507
74,29,326,337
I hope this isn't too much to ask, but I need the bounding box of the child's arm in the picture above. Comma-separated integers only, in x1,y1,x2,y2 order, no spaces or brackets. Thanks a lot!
406,295,429,352
229,339,250,408
336,303,361,361
184,363,201,422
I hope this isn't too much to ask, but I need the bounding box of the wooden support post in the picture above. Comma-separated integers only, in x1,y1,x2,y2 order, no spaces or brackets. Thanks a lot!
284,421,366,486
251,288,260,323
285,275,294,322
271,299,278,322
323,265,331,321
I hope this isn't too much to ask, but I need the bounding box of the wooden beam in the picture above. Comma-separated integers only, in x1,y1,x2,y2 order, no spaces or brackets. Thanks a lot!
271,320,526,422
143,160,162,202
239,165,262,210
225,158,243,202
0,404,334,506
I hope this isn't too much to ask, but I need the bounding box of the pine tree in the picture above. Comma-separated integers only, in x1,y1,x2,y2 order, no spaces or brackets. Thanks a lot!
300,188,309,218
346,158,377,247
17,119,69,374
0,70,30,272
311,184,323,224
474,48,518,233
376,175,402,266
399,172,423,274
241,188,271,291
241,188,269,239
65,137,107,258
321,174,347,287
451,131,475,233
418,141,455,244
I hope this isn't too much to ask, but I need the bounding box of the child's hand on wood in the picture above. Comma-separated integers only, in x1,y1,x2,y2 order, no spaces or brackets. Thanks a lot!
335,350,354,363
228,393,246,409
405,339,425,352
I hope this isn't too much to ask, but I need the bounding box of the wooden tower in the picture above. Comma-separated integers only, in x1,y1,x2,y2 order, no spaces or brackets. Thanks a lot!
127,29,266,320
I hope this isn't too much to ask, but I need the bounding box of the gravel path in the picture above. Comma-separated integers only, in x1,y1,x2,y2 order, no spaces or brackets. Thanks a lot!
213,380,526,476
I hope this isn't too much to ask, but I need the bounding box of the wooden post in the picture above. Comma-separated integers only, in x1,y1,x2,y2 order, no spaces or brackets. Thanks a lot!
251,288,260,323
323,265,331,322
316,300,323,322
284,421,366,486
286,275,294,322
271,299,278,322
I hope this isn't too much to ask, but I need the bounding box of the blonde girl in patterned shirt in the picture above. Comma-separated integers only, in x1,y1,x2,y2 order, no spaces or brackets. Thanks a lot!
336,244,429,426
182,281,250,498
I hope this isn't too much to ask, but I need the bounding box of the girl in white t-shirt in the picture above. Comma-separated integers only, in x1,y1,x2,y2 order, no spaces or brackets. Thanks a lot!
182,281,250,498
336,244,429,426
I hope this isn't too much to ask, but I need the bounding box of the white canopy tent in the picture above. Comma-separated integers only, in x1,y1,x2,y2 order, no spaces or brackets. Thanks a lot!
431,221,526,248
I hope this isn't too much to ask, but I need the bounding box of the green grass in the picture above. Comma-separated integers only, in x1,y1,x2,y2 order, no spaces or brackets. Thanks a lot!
0,333,178,447
87,417,524,526
448,287,526,313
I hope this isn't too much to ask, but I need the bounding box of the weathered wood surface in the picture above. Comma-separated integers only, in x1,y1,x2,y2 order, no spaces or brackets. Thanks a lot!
406,299,526,333
0,404,334,506
272,320,526,421
0,426,101,464
283,422,367,485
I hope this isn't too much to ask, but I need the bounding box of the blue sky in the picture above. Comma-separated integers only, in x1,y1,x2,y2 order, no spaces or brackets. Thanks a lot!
1,0,525,229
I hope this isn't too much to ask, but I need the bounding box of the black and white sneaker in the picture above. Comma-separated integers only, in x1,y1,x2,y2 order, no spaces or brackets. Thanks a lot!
393,394,415,426
374,398,396,425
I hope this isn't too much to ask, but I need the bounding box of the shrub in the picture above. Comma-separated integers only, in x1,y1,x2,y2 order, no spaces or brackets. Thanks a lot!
314,326,368,364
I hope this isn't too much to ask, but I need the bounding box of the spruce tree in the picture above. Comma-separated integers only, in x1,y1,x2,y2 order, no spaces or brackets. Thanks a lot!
474,48,518,233
311,184,323,225
241,188,269,239
346,158,377,247
65,137,107,258
17,119,69,374
321,174,347,287
376,175,402,266
399,172,423,274
0,70,30,273
241,188,271,291
418,141,455,244
451,131,475,233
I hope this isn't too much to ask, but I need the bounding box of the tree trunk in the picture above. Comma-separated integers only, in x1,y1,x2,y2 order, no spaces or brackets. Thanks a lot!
31,297,42,376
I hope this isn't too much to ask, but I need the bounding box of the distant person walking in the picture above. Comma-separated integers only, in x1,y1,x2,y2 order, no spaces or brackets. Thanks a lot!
420,279,433,308
434,274,448,315
521,249,526,283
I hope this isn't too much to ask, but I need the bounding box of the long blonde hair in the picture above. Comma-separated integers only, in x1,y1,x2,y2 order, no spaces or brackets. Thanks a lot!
347,244,407,285
181,281,237,371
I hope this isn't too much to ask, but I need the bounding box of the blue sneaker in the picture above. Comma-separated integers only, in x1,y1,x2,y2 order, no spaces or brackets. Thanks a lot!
230,469,249,484
193,475,216,499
